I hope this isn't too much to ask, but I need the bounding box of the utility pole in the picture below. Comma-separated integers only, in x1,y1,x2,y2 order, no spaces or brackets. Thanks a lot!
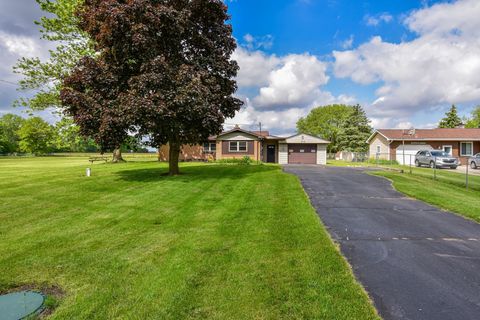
258,122,262,162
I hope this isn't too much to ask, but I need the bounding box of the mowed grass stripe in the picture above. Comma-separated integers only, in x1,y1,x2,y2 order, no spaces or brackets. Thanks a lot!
0,157,378,319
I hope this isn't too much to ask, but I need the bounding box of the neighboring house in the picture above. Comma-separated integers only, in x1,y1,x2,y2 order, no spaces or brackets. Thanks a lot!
158,126,330,164
367,128,480,165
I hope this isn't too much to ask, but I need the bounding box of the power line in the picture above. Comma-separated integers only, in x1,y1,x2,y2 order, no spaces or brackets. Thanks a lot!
0,79,20,86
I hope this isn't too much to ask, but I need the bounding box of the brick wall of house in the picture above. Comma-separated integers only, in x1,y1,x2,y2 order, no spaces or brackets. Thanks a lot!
389,140,480,165
158,144,209,162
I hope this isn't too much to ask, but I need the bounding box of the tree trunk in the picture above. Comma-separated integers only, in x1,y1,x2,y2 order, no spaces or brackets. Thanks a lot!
112,147,125,163
168,141,180,175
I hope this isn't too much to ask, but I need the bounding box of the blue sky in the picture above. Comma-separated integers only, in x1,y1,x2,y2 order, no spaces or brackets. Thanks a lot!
225,0,480,134
1,0,480,135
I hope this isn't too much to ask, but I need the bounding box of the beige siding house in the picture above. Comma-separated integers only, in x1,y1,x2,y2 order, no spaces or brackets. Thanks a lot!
368,133,392,160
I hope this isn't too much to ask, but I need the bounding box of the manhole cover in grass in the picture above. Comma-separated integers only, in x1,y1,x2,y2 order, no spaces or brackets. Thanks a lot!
0,291,44,320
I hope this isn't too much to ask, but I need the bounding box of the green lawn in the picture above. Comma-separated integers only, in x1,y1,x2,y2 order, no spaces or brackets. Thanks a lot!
328,159,480,223
0,157,378,319
328,159,480,191
371,170,480,223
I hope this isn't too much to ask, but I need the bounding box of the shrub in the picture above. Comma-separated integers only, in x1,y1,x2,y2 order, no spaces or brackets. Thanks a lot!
216,156,254,165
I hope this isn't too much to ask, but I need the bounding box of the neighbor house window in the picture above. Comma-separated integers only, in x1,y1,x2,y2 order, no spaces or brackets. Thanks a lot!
376,145,381,154
460,142,473,156
229,141,247,152
203,143,216,152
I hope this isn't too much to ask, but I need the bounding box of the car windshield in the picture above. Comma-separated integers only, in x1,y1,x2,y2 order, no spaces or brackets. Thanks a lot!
430,151,449,157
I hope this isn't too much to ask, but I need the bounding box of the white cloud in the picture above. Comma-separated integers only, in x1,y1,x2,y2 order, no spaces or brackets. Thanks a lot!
232,47,280,87
241,33,274,50
395,121,414,129
231,104,308,135
231,47,356,133
254,54,330,108
334,0,480,126
340,35,354,49
0,31,39,57
364,13,393,27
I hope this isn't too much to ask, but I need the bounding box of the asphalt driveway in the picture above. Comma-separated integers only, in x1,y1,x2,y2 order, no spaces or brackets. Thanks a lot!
284,165,480,320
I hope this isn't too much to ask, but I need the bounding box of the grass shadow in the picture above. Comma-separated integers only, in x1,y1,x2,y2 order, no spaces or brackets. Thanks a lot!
115,163,279,182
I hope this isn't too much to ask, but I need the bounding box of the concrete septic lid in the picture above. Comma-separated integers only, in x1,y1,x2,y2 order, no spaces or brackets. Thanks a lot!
0,291,44,320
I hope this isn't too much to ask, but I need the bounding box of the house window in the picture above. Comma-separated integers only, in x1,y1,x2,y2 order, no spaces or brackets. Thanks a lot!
460,142,473,156
229,141,248,152
376,145,381,154
203,143,216,152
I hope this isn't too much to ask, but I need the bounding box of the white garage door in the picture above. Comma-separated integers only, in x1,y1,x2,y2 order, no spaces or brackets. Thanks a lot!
396,145,432,165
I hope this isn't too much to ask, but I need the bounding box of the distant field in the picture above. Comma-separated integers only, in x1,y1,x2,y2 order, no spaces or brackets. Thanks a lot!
0,157,378,319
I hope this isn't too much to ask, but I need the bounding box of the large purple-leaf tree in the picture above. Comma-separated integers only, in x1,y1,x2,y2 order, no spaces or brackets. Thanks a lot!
61,0,243,172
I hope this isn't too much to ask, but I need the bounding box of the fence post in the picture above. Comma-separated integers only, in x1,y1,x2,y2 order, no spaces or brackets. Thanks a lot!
466,161,469,190
433,156,436,180
409,154,412,174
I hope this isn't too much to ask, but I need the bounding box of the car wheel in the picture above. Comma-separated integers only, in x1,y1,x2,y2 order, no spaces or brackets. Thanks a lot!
471,162,478,169
430,161,435,169
415,159,420,167
451,166,457,169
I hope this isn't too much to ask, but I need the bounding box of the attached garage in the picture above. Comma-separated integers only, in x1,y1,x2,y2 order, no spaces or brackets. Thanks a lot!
278,133,330,165
396,144,433,165
288,144,317,164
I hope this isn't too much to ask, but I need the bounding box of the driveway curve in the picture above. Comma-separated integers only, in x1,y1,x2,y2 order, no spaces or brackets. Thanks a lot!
284,165,480,320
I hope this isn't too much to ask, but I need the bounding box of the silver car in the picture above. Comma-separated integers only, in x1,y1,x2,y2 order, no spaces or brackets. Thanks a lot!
415,150,458,169
469,153,480,169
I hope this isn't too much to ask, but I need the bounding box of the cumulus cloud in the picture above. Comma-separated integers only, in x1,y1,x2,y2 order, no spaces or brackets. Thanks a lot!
231,47,356,132
254,54,330,108
231,94,356,135
231,47,280,87
0,1,54,117
334,0,480,125
0,31,39,56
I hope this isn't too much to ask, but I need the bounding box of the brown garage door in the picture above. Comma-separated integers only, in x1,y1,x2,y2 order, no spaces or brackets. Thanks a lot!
288,144,317,164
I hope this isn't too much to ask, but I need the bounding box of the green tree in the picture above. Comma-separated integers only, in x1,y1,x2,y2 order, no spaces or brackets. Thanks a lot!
61,0,242,174
17,117,55,155
338,104,372,152
465,106,480,128
13,0,126,161
439,105,463,128
13,0,93,112
297,104,353,153
54,117,98,152
0,114,25,153
121,136,148,153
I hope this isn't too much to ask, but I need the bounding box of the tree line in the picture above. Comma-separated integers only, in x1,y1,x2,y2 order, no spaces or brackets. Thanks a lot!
296,103,480,155
0,114,147,155
297,104,372,153
438,105,480,128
